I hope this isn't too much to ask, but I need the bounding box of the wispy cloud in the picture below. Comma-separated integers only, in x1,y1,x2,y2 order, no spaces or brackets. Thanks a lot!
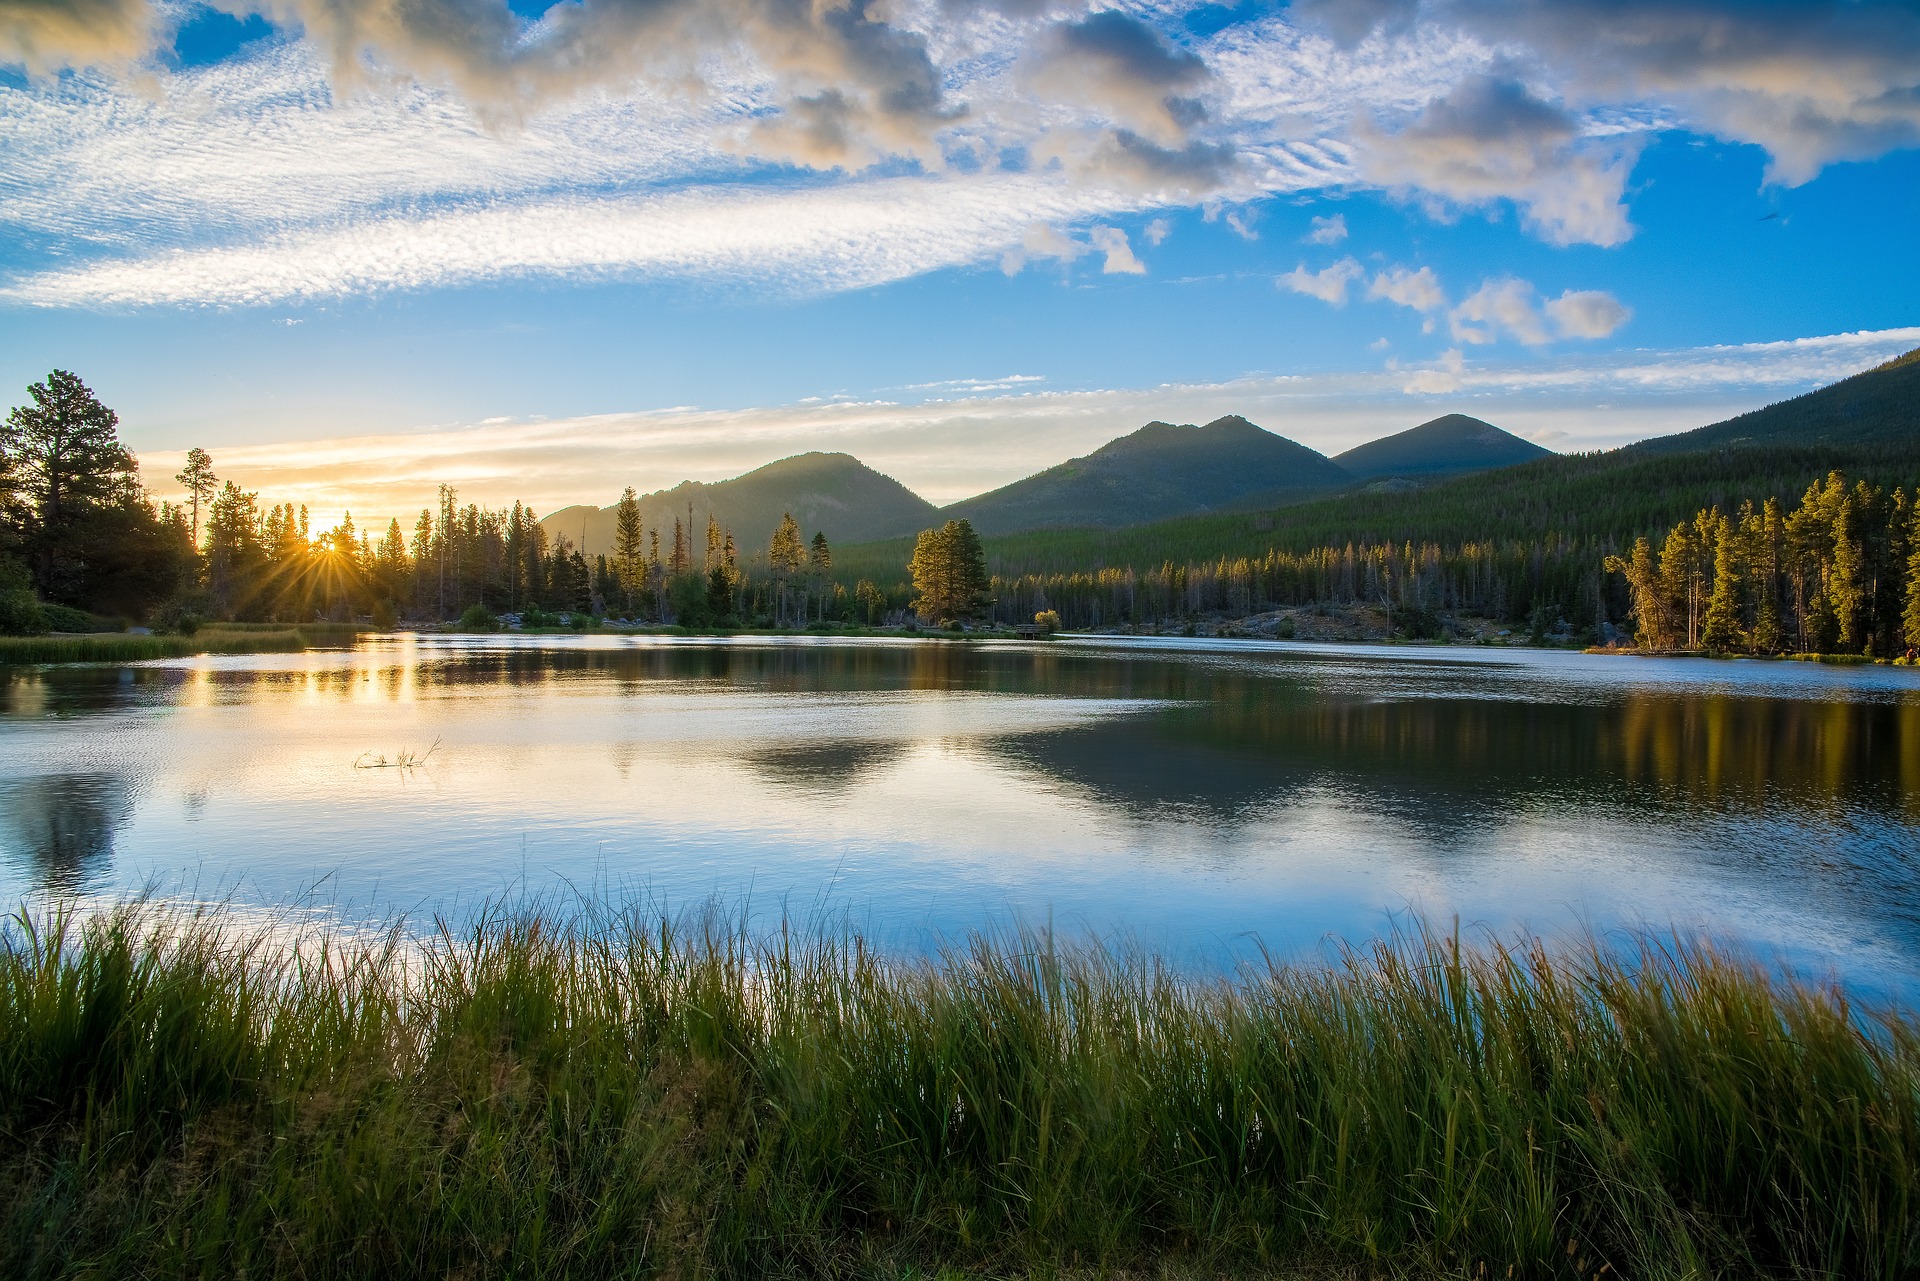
8,175,1143,306
4,1,1917,305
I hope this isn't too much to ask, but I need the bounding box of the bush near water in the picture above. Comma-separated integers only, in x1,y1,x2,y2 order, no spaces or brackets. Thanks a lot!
0,903,1914,1279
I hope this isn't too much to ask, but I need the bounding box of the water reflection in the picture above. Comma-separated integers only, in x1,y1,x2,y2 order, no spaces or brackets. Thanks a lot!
740,740,905,795
0,774,134,891
1,635,1917,993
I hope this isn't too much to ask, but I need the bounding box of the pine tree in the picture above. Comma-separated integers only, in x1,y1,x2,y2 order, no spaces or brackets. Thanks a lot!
613,487,644,611
1829,492,1866,651
909,519,990,624
808,531,832,624
3,369,141,598
1657,523,1696,648
1701,512,1744,652
768,512,804,626
1605,536,1670,649
1905,499,1920,652
176,447,217,549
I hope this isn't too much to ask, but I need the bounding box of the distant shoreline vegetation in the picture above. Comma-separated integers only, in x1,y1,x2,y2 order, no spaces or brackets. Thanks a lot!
1,899,1913,1278
5,351,1920,660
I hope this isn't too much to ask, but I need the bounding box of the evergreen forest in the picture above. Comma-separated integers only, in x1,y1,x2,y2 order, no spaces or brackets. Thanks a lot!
6,352,1920,654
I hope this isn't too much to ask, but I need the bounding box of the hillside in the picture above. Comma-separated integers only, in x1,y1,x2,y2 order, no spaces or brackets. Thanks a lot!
1333,413,1551,481
828,347,1920,584
1630,345,1920,453
541,452,937,557
941,415,1352,536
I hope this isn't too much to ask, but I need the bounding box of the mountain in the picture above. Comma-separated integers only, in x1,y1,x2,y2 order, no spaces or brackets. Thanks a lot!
540,452,938,558
1629,345,1920,454
828,345,1920,584
1332,413,1551,481
941,415,1352,537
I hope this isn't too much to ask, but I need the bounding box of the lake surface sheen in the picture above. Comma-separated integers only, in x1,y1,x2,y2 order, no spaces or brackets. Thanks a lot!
4,634,1920,994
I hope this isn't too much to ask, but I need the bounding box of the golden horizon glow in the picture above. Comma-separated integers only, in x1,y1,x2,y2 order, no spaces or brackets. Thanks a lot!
129,329,1920,532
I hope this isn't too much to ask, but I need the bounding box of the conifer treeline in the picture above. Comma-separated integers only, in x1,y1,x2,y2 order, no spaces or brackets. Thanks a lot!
979,538,1606,633
972,470,1920,656
190,474,868,627
0,368,888,630
1606,471,1919,656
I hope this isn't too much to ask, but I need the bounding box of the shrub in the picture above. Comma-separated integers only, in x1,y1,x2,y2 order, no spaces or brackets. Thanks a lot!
0,590,49,636
40,603,117,632
1034,609,1062,633
150,600,201,636
1390,603,1445,640
457,603,498,632
666,573,709,627
370,598,397,631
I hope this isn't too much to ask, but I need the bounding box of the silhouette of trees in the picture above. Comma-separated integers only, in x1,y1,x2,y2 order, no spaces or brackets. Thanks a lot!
0,370,185,615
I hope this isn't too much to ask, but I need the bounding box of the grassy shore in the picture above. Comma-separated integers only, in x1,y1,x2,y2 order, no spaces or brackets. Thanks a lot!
1,905,1913,1279
0,623,361,665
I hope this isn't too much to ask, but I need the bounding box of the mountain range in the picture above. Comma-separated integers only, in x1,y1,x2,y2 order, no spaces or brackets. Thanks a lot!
541,411,1539,554
541,346,1920,561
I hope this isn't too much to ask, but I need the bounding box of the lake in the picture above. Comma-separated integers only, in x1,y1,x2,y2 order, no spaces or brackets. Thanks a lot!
4,634,1919,996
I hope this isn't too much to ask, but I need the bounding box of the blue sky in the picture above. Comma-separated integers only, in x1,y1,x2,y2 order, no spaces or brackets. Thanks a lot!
1,0,1917,520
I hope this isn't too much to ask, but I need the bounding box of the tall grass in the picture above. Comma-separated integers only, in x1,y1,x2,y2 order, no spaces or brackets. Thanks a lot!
1,902,1914,1279
0,625,359,665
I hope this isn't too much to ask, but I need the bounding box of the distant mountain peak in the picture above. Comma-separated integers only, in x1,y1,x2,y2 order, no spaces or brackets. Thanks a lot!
538,451,936,556
946,414,1351,535
1333,413,1550,482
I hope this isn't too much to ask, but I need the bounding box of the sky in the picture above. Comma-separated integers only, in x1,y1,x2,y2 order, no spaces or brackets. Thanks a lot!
2,0,1917,526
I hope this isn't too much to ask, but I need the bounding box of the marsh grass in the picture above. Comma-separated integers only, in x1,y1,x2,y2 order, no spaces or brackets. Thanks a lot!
0,624,360,665
0,901,1915,1280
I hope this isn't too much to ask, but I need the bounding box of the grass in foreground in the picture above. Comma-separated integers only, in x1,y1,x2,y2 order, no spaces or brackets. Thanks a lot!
0,624,360,664
0,903,1915,1280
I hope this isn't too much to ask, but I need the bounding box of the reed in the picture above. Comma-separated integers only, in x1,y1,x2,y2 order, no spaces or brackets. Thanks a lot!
0,901,1914,1279
0,625,359,665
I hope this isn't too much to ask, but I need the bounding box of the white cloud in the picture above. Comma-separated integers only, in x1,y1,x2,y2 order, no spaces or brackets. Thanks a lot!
1449,276,1552,345
1225,209,1260,240
1279,256,1365,305
1356,75,1639,247
12,176,1142,307
1088,224,1146,274
1367,264,1445,312
1304,212,1347,244
999,219,1149,278
1546,288,1632,339
2,2,1918,304
1402,347,1465,393
1144,217,1171,245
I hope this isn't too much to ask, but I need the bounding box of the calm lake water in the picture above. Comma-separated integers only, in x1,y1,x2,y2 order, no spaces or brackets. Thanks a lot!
4,634,1919,995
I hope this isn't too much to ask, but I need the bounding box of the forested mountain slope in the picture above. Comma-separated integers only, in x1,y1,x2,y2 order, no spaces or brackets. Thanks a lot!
1332,414,1551,481
1629,345,1920,453
940,416,1351,536
830,348,1920,583
543,452,937,556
